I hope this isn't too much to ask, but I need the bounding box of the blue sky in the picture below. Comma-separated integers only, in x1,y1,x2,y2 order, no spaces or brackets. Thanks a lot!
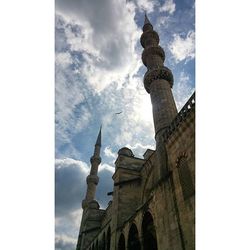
55,0,195,249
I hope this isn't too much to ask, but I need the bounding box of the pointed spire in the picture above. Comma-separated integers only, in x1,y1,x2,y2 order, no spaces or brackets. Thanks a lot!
143,12,153,32
95,125,102,146
144,12,152,26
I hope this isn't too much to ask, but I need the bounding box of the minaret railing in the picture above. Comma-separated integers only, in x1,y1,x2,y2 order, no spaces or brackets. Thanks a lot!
163,92,195,142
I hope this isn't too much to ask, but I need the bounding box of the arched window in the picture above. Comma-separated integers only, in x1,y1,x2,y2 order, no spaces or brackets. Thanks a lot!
118,233,125,250
106,227,111,250
128,223,141,250
177,156,194,200
142,211,158,250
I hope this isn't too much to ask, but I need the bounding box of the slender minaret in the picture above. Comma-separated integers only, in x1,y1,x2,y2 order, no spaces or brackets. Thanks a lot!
82,126,102,209
141,14,178,175
76,127,102,250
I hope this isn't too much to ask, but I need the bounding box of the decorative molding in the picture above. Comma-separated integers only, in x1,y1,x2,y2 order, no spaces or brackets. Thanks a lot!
143,66,174,93
90,156,101,165
162,92,195,142
87,174,99,185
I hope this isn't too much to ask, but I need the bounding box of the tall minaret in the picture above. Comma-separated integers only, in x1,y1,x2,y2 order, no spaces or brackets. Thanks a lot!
76,127,102,250
141,14,178,175
82,126,102,209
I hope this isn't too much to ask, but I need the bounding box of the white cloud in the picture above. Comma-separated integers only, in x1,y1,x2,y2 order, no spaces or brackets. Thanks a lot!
55,157,115,248
156,15,171,29
169,30,195,63
99,163,115,173
55,1,148,154
104,146,117,159
56,0,142,92
126,142,155,150
159,0,176,14
173,71,195,110
55,158,89,217
55,21,93,152
55,235,76,250
136,0,155,13
55,158,89,172
56,52,73,68
125,142,155,157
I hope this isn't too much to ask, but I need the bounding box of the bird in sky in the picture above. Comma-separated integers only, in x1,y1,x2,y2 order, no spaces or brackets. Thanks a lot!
115,111,122,115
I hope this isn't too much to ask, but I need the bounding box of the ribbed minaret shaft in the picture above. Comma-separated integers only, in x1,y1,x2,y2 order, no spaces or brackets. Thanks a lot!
140,14,177,141
82,127,102,208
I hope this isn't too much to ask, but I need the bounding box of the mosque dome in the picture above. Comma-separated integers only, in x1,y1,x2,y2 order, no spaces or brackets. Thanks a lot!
118,147,134,157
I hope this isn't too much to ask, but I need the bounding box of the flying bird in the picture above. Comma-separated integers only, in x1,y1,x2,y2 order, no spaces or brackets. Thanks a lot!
115,111,122,115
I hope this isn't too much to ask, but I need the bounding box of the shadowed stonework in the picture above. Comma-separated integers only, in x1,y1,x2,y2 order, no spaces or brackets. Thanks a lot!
76,14,195,250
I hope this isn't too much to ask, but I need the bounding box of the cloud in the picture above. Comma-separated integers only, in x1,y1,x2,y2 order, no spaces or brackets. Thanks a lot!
55,158,114,216
135,0,156,13
55,158,115,248
125,142,155,157
104,146,117,159
54,1,149,157
55,235,76,250
99,163,115,173
159,0,176,14
169,30,195,63
173,71,195,110
55,0,141,92
55,23,92,149
156,15,171,29
55,158,89,216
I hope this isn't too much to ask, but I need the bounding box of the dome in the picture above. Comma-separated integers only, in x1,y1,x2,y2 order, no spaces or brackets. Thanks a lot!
118,147,134,157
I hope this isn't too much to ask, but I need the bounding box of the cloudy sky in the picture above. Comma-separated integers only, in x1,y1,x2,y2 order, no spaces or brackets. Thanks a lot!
55,0,195,249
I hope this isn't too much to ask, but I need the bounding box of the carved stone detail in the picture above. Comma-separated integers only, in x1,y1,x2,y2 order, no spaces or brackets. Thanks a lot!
143,67,174,93
162,92,195,142
87,175,99,185
90,156,101,165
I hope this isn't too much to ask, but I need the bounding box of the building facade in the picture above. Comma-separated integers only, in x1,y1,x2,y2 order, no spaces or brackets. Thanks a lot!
76,15,195,250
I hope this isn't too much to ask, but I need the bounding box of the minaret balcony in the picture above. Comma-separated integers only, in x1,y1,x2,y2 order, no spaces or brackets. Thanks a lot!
143,66,174,93
86,174,99,185
90,156,101,165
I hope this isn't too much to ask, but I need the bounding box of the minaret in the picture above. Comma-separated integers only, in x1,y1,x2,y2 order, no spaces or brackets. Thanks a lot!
82,126,102,209
140,14,178,175
141,14,177,137
76,127,102,250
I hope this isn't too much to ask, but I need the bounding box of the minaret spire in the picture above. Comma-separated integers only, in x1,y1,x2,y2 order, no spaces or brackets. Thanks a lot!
144,12,151,26
95,125,102,146
143,12,153,32
82,127,102,209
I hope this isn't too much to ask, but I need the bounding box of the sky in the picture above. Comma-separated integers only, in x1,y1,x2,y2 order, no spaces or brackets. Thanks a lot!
55,0,195,249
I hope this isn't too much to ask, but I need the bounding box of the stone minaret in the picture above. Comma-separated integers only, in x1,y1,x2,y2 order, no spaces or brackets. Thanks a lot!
76,127,102,250
82,126,102,209
141,14,178,176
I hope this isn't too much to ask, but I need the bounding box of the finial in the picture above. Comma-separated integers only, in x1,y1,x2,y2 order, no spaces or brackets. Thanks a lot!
144,12,152,26
95,125,102,146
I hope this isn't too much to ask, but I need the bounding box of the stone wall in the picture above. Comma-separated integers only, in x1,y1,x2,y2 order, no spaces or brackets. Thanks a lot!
81,100,195,250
